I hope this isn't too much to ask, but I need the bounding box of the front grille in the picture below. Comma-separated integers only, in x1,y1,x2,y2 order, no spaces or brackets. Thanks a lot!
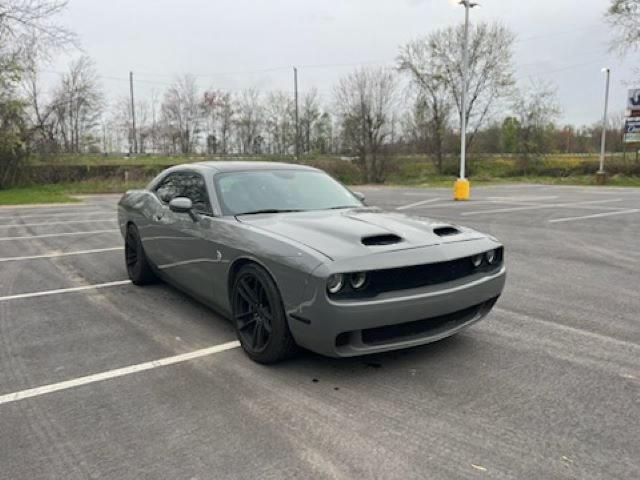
360,297,498,346
331,247,503,300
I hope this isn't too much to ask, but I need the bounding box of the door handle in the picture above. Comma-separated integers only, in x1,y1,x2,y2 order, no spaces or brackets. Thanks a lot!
154,214,164,222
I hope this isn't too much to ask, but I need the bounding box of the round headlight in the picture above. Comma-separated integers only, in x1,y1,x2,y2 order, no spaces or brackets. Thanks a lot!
486,249,497,265
327,274,345,294
471,254,484,268
350,272,367,290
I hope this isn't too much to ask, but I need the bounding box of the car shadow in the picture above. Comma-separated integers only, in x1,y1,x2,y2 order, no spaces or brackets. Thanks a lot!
267,332,485,383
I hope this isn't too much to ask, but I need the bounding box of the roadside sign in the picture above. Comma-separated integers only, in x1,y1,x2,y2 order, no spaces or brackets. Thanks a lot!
625,119,640,133
625,132,640,143
628,89,640,110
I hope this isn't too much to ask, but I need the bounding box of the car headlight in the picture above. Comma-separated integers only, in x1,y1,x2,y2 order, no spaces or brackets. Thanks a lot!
327,274,345,294
471,254,484,268
350,272,367,289
486,249,498,265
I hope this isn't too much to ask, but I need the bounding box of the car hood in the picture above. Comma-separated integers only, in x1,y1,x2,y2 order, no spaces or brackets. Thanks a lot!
237,207,487,261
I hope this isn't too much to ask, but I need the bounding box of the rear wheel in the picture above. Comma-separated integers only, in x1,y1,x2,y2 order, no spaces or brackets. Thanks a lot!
231,264,297,364
125,224,157,285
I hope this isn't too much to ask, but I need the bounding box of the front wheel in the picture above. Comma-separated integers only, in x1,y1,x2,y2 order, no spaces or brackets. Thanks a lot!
125,224,157,285
231,264,297,364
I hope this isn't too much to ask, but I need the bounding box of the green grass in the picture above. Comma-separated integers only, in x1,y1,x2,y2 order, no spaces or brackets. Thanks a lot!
0,185,79,205
0,179,149,205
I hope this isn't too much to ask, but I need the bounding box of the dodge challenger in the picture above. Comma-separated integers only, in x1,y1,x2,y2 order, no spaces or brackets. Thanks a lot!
118,162,506,363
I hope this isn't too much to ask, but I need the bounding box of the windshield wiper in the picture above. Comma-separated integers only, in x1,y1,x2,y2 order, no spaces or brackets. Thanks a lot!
236,209,304,216
327,205,359,210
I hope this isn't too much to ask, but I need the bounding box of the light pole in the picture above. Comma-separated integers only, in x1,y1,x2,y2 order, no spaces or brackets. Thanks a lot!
454,0,478,201
598,68,611,177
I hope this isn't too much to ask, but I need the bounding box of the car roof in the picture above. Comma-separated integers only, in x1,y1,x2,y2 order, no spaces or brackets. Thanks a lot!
189,161,320,174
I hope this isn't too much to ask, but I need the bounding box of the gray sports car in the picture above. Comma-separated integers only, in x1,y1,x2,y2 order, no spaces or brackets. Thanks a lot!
118,161,506,363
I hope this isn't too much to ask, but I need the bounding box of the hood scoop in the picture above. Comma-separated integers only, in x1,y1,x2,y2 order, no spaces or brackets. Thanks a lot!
362,234,403,246
434,226,461,237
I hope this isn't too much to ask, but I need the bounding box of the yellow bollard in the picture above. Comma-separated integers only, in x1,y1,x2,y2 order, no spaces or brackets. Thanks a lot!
454,178,471,201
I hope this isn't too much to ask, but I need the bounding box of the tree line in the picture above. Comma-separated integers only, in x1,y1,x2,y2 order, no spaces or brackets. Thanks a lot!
0,0,633,187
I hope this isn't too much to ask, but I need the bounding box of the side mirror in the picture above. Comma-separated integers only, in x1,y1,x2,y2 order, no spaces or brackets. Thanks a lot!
168,197,193,213
352,191,366,203
169,197,199,221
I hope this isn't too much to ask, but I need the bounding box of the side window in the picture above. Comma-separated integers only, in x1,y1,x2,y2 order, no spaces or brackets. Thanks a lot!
181,173,213,215
155,173,183,203
155,172,212,215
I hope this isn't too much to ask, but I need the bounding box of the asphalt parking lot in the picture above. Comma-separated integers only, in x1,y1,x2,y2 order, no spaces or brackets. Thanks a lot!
0,184,638,480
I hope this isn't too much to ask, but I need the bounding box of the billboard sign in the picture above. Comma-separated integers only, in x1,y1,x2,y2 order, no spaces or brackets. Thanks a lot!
624,119,640,143
628,89,640,110
625,119,640,133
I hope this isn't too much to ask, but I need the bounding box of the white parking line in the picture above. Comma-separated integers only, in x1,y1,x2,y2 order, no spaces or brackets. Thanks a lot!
0,204,101,213
0,229,119,241
0,341,241,406
0,247,123,263
485,196,558,202
549,209,640,224
0,210,105,221
395,198,442,210
0,280,131,302
461,198,624,216
0,218,115,229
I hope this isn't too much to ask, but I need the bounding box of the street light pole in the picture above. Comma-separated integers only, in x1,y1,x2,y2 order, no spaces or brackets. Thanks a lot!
454,0,477,201
598,68,611,175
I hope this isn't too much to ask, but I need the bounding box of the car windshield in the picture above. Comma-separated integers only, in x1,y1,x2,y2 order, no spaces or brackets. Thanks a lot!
215,170,362,216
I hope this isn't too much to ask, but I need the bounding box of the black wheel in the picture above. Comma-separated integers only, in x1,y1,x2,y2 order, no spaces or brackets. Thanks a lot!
231,264,297,364
125,224,157,285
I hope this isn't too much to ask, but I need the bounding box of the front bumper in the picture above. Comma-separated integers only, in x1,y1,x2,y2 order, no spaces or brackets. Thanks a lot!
287,265,506,357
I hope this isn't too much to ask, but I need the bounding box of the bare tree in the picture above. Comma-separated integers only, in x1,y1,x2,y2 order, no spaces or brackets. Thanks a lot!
235,89,263,154
264,91,294,155
300,88,321,154
217,92,234,154
51,56,103,153
398,39,453,172
334,67,397,183
606,0,640,52
161,74,202,154
0,1,75,58
511,81,561,170
427,21,515,148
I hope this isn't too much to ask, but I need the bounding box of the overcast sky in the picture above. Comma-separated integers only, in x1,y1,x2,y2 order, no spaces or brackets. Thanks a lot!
48,0,633,126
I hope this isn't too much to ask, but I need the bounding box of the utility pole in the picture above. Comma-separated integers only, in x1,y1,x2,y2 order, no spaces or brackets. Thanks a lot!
454,0,478,201
598,68,611,175
294,67,300,161
129,71,138,155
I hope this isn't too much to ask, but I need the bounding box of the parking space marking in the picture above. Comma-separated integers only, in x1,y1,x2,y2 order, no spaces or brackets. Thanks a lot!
549,209,640,224
408,200,516,209
0,229,119,241
0,341,241,406
0,210,106,221
0,247,123,263
395,198,442,210
0,218,116,229
0,204,102,213
461,198,624,216
485,195,558,202
0,280,131,302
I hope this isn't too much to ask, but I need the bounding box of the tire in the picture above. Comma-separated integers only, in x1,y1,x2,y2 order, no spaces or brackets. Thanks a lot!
231,263,297,364
125,223,157,285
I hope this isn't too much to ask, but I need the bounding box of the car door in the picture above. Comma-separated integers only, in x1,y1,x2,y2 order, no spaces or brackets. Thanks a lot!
139,172,184,266
153,171,225,304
